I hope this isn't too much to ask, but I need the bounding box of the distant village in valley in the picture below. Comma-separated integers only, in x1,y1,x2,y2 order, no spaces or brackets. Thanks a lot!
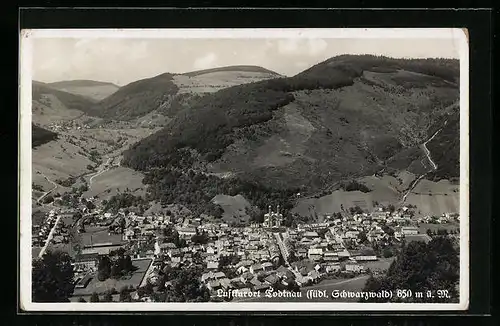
32,188,460,302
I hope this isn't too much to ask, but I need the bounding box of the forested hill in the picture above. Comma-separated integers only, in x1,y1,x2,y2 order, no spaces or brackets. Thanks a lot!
32,66,284,122
89,73,179,120
32,124,58,148
121,55,460,218
299,55,459,84
123,55,459,172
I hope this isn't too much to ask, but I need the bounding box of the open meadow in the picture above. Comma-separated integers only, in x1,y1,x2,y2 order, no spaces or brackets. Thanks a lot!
83,166,146,200
404,179,459,216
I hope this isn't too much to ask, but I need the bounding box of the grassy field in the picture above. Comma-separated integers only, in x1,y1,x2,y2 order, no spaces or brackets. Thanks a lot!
405,179,459,217
293,190,376,218
72,258,152,296
83,166,146,200
48,226,125,256
212,194,251,224
359,257,395,272
32,123,155,194
32,138,95,188
292,173,459,219
173,71,278,95
32,94,84,127
80,227,124,246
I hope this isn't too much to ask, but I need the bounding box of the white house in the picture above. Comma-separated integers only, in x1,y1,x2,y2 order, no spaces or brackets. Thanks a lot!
261,262,274,272
308,248,323,261
325,263,341,274
345,263,364,273
354,255,378,262
401,226,419,235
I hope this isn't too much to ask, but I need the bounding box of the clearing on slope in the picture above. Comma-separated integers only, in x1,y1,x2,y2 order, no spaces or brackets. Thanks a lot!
174,65,282,94
211,194,252,224
32,81,96,123
403,179,459,217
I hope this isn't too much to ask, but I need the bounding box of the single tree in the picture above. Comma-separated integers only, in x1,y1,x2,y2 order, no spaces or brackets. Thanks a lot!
382,248,393,258
119,288,132,302
90,292,100,302
102,291,113,302
97,256,111,281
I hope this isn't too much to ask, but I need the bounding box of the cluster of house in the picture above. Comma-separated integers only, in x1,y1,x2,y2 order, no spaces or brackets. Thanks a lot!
140,218,384,295
47,120,91,132
418,212,460,224
43,197,461,301
32,209,70,247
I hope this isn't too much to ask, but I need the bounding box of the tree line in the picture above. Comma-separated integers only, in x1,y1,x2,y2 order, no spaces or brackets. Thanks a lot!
32,124,58,148
361,236,459,303
142,164,299,222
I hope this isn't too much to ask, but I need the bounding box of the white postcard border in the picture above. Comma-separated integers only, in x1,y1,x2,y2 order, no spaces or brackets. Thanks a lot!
19,28,470,311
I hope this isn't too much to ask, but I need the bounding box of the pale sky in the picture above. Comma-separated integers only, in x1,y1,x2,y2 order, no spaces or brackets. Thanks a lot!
32,37,461,86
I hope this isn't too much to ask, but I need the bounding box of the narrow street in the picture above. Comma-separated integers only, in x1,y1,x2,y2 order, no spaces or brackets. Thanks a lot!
38,214,62,258
274,232,290,266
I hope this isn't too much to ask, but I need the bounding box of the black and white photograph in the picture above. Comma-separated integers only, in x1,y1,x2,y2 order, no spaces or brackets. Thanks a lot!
19,28,469,311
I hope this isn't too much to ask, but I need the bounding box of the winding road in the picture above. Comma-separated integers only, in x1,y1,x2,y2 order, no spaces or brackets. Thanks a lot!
86,144,126,190
400,121,447,204
89,157,113,185
37,173,58,204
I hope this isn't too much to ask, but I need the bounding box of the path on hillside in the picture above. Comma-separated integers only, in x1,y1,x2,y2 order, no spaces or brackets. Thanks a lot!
37,173,58,204
86,143,128,190
38,214,62,258
89,157,113,185
400,120,448,204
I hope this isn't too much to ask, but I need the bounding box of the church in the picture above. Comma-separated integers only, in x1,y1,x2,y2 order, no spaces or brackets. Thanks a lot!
263,205,284,228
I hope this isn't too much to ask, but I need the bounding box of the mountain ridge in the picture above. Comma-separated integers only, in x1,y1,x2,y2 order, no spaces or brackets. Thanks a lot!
182,65,282,77
32,65,285,122
121,55,460,220
47,80,120,88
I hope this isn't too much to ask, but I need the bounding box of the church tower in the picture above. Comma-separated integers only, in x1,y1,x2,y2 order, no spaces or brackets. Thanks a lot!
263,204,283,228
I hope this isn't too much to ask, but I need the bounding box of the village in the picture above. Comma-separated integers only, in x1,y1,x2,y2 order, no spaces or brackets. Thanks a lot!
32,191,460,302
